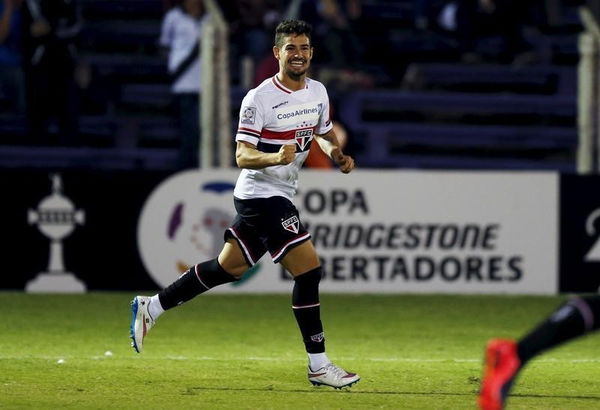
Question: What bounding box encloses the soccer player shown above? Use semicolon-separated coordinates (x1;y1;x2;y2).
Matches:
479;295;600;409
130;19;360;390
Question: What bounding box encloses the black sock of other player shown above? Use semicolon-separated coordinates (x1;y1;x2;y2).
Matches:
517;296;600;364
292;267;325;354
158;258;238;310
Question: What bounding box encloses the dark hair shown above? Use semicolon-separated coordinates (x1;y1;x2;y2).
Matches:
274;19;313;48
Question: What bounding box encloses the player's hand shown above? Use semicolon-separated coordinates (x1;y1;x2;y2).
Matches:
332;149;355;174
276;144;296;165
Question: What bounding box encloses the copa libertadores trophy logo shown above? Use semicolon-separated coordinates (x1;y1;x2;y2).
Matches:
26;174;86;293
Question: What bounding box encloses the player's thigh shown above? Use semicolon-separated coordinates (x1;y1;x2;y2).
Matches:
280;240;320;277
218;239;250;278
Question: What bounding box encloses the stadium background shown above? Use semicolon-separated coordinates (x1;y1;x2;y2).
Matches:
5;2;600;409
3;0;600;295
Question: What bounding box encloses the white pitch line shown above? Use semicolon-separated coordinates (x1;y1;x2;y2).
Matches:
4;355;600;364
166;356;600;364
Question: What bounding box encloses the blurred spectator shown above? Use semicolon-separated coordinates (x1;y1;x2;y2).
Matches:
414;0;455;31
414;0;432;30
159;0;207;169
21;0;81;145
296;0;373;90
0;0;25;115
304;119;348;169
438;0;543;64
253;48;278;87
299;0;364;67
236;0;282;64
223;0;283;87
305;103;349;169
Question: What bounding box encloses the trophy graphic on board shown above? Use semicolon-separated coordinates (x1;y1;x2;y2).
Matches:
26;174;86;293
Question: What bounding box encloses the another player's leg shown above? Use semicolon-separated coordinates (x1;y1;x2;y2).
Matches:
130;240;248;353
281;240;360;389
478;339;520;410
479;295;600;410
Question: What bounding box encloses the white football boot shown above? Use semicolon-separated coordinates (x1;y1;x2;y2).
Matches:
308;362;360;389
130;296;155;353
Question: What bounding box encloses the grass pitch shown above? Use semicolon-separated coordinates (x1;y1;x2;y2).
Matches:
2;293;600;409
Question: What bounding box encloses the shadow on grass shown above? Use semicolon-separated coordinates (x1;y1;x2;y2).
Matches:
512;393;600;401
183;386;600;401
183;386;473;396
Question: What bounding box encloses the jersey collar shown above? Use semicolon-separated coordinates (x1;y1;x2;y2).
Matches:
272;75;309;94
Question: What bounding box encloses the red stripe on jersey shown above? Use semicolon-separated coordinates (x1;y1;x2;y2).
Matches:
261;128;294;140
260;126;316;141
272;77;291;94
238;127;261;137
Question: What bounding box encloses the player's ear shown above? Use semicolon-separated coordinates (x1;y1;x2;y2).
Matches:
273;46;280;60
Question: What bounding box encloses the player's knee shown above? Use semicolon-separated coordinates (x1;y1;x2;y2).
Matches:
220;262;248;279
292;266;322;305
294;266;322;284
218;244;250;279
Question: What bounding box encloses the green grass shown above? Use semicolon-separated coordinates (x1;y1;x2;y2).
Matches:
1;293;600;409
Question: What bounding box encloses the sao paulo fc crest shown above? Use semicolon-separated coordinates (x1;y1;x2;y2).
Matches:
282;215;300;234
295;129;313;150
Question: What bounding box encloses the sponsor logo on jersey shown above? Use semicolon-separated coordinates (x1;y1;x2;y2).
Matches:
275;102;320;126
295;128;313;150
281;215;300;234
272;101;288;109
241;106;257;125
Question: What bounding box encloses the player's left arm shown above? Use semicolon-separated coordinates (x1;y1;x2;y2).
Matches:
314;129;355;174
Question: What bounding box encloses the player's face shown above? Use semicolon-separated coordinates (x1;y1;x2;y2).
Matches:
275;34;313;80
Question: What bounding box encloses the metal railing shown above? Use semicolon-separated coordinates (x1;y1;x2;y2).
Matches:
577;6;600;173
200;0;231;168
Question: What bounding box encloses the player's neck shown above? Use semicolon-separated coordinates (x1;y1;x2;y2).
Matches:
276;73;306;91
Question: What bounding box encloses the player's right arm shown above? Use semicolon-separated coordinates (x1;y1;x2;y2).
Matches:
235;141;295;169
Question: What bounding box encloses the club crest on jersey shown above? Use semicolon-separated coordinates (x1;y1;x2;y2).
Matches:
281;215;300;234
241;106;256;125
295;129;313;150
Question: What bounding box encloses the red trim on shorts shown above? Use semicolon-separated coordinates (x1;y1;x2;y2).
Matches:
227;227;258;266
271;232;311;262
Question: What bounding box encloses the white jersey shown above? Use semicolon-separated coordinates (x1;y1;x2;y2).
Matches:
159;8;207;94
234;75;333;201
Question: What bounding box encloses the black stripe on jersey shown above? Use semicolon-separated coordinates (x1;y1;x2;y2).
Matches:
257;139;313;153
238;130;260;139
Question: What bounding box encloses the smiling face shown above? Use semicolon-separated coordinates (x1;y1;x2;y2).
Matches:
274;34;313;82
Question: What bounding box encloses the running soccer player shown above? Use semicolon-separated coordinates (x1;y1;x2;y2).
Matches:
130;19;360;390
479;295;600;409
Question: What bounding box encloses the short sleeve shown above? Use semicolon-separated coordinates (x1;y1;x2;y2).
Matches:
159;10;175;48
235;91;264;145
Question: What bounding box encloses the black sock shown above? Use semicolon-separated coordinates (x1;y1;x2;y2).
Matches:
292;267;325;354
158;258;237;310
517;296;599;364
